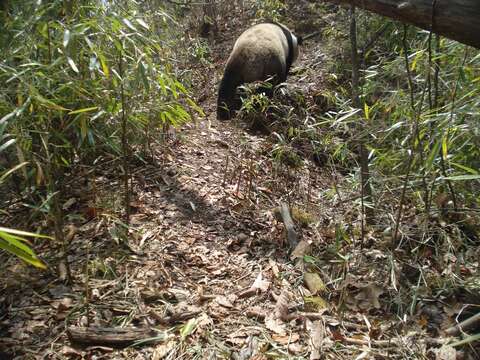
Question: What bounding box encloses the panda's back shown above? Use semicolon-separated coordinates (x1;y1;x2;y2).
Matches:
226;24;288;82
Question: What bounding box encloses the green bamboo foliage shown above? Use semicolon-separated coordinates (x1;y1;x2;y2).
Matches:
319;12;480;223
0;0;202;265
0;227;50;269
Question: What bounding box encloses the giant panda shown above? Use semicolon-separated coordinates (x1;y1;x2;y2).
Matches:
217;22;302;120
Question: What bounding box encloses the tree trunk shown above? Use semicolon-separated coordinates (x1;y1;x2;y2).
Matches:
325;0;480;49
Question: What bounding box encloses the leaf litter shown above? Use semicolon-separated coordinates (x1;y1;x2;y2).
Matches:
1;2;479;359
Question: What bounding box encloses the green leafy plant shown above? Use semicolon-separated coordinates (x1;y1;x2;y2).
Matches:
254;0;287;21
0;227;49;269
0;129;48;268
0;0;202;265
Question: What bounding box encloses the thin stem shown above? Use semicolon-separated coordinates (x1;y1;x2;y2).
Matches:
119;50;130;225
440;47;469;211
392;25;422;248
350;5;373;243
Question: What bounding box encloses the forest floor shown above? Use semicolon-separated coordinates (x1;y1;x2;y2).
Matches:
1;3;476;360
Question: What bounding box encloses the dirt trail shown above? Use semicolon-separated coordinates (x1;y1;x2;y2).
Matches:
120;110;333;355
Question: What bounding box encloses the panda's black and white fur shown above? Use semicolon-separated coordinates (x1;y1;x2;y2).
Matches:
217;22;301;120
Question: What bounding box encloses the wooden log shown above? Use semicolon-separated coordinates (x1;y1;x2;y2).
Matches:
325;0;480;49
67;326;157;347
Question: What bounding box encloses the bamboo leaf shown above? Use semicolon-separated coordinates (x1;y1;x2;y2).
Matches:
364;102;370;120
98;53;110;78
1;231;35;253
426;138;441;171
450;162;479;175
449;333;480;347
122;18;137;32
80;117;87;140
35;161;44;186
180;318;197;340
32;92;69;111
441;174;480;181
410;50;424;71
0;234;47;269
138;61;149;91
0;161;29;184
91;110;106;121
63;29;71;48
68;106;98;115
0;227;53;239
0;111;16;126
67;57;79;73
0;138;16;153
136;18;150;30
334;108;361;125
442;135;448;159
0;227;50;269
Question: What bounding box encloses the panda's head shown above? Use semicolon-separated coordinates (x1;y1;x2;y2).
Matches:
272;22;302;69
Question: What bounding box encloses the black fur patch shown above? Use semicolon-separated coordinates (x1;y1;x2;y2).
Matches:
270;22;295;75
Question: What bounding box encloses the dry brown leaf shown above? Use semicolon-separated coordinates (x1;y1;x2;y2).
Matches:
91;288;100;300
215;295;234;308
139;230;154;248
61;345;83;357
196;312;213;328
331;329;345;342
62;198;77;211
434;345;457;360
252;271;270;293
57;297;73;310
287;342;305;354
271;333;300;344
304;272;326;295
291;240;311;259
54;297;74;320
417;315;428;328
169;288;191;302
24;320;47;333
234;334;261;360
265;315;286;335
227;293;238;304
268;258;280;278
274;290;290;321
65;224;77;242
339;273;360;290
84;346;114;352
306;319;326;360
152;340;175;360
355;283;384;311
228;329;251;346
58;261;68;282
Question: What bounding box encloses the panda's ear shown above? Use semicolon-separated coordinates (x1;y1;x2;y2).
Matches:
297;36;304;46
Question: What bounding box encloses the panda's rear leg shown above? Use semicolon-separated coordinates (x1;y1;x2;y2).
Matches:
258;57;286;98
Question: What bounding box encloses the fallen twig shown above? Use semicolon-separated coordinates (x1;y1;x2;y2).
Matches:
445;312;480;337
149;309;201;325
343;336;397;348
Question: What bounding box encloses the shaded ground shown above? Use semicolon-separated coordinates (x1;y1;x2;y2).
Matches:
1;116;337;359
